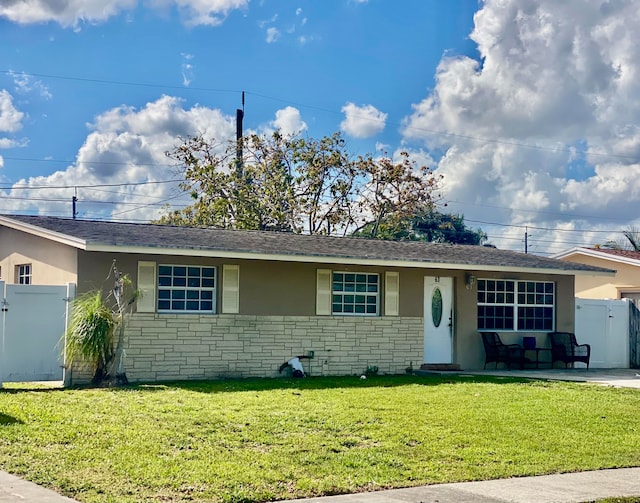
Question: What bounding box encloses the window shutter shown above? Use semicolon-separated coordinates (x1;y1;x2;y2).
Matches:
316;269;332;315
385;271;399;316
222;264;240;314
137;261;156;313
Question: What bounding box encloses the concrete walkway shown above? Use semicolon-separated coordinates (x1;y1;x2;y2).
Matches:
450;367;640;389
0;471;79;502
290;467;640;503
3;467;640;503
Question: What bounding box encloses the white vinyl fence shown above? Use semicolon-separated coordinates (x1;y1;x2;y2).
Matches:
0;281;75;385
575;298;631;369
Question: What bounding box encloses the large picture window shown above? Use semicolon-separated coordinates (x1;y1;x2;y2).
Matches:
332;272;379;315
157;265;216;313
477;279;554;331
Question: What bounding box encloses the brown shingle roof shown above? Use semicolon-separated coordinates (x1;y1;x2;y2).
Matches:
1;214;614;274
589;248;640;261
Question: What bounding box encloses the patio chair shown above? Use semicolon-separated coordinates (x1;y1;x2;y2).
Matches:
548;332;591;369
480;332;525;370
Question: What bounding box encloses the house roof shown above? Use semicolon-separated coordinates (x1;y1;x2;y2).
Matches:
553;246;640;267
0;214;614;276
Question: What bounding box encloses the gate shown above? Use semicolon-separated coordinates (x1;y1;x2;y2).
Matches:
0;281;75;384
575;298;630;369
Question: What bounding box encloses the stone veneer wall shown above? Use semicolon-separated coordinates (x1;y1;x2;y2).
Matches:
113;314;424;383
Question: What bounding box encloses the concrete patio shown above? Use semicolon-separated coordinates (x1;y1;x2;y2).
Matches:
419;367;640;389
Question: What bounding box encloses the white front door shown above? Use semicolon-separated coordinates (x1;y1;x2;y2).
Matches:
424;276;453;364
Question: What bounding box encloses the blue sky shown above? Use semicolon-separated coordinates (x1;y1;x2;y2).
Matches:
1;0;640;254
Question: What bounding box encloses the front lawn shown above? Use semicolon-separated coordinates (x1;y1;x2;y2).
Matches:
0;375;639;503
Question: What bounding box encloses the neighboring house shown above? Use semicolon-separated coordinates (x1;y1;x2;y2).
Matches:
0;215;613;383
553;247;640;302
552;247;640;369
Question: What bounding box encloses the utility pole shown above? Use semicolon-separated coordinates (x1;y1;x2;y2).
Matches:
235;91;245;177
72;188;78;219
524;226;528;254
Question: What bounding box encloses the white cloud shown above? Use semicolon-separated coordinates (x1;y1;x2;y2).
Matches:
0;0;248;27
154;0;249;27
400;0;640;252
0;90;24;133
0;0;137;27
1;101;309;220
2;95;236;220
258;14;278;28
269;106;307;135
261;7;311;45
10;71;53;100
0;139;21;149
297;34;316;45
295;8;306;26
180;53;195;86
340;102;387;139
266;27;280;43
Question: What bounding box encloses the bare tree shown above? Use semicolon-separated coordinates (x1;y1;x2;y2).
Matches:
158;131;443;239
601;226;640;251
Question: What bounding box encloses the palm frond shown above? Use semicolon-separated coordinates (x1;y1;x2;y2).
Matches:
64;290;116;381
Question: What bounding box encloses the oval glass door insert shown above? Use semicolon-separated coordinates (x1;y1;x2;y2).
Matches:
431;287;443;327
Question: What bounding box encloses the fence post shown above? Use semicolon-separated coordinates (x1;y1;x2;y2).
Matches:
629;300;640;369
0;280;5;388
62;283;76;387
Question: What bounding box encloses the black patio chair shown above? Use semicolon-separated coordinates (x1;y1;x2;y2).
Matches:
548;332;591;369
480;332;525;370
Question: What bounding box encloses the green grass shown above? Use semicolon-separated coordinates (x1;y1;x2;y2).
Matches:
1;375;640;503
595;499;640;503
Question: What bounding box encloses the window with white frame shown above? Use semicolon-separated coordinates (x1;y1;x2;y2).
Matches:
477;279;555;331
157;265;216;313
332;272;379;315
16;264;32;285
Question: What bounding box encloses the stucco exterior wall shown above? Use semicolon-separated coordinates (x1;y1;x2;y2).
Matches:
454;271;575;370
78;252;430;317
561;255;639;300
67;250;578;382
0;226;77;285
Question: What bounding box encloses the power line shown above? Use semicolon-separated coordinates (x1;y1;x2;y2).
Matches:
465;218;627;234
234;90;640;163
3;69;639;164
1;69;239;95
0;196;188;207
0;179;183;190
0;155;178;168
1;66;636;249
0;193;627;240
112;192;191;217
448;199;634;224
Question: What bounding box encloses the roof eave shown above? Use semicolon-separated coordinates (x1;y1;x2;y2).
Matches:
553;247;640;268
0;215;87;249
86;244;614;276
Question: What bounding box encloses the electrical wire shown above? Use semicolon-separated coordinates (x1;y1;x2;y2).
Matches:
2;69;639;164
1;69;637;252
1;179;183;190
